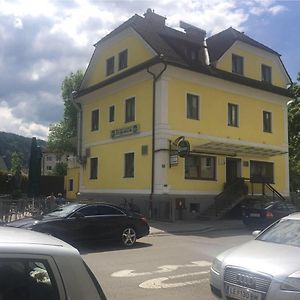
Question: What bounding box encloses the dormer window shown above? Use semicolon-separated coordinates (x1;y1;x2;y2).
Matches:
261;64;272;83
106;56;114;76
119;49;128;70
232;54;244;75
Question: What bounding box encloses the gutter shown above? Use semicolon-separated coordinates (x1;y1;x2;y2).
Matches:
147;60;167;219
71;91;83;161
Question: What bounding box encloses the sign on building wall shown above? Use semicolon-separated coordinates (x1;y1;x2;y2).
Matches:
111;124;140;139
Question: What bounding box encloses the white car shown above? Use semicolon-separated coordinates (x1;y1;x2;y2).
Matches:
0;226;106;300
210;213;300;300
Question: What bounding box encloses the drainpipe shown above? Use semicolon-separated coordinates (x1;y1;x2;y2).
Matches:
71;91;82;161
147;60;167;219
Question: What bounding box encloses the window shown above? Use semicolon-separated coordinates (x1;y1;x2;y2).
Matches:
0;258;60;300
261;64;272;83
232;54;244;75
228;103;239;127
77;205;124;216
90;157;98;179
187;93;199;120
46;156;52;161
106;56;114;76
118;49;128;70
109;105;115;122
250;160;274;183
69;179;73;191
91;109;99;131
125;97;135;123
46;166;52;171
124;152;134;178
263;111;272;133
185;155;216;180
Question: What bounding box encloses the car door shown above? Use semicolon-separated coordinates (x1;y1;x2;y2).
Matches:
272;202;290;219
89;205;127;241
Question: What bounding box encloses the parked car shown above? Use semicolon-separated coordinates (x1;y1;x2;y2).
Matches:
0;226;106;300
6;202;149;246
210;213;300;300
242;200;297;229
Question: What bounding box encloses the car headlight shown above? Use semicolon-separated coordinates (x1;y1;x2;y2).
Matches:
281;271;300;292
211;258;222;274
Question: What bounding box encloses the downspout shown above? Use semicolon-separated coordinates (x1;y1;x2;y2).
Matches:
71;91;82;161
147;61;167;219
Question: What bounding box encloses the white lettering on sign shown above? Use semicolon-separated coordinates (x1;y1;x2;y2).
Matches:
139;271;210;289
111;261;211;278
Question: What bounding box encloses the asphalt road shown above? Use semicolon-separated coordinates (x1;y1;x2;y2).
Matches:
81;228;253;300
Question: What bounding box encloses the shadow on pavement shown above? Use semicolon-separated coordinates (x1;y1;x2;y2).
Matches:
75;240;152;255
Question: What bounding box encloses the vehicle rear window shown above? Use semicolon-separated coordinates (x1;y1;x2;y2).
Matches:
0;258;60;299
257;219;300;247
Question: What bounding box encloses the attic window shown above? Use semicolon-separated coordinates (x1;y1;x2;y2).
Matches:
106;56;115;76
119;49;128;70
232;54;244;75
261;64;272;83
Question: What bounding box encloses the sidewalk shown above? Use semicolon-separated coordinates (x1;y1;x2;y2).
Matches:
149;219;245;236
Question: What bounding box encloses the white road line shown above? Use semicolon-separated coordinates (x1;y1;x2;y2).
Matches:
111;260;211;278
139;271;210;289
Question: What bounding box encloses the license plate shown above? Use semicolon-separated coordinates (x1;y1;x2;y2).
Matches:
225;284;262;300
249;213;260;217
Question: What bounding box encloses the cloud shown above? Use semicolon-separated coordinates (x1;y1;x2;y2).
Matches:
0;0;289;139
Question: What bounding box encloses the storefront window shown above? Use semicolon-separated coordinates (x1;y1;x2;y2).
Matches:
185;155;216;180
250;160;274;183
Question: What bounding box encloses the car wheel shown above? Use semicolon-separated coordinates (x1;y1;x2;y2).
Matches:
121;227;136;246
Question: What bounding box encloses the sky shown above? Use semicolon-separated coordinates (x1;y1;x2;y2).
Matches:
0;0;299;140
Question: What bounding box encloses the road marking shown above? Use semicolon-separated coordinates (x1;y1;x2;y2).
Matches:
139;271;210;289
111;260;211;278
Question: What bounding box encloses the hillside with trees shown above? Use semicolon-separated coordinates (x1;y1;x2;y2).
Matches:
0;131;46;170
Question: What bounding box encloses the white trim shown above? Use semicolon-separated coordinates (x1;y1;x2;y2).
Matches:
91;108;100;132
165;66;292;105
124;96;136;123
186;92;201;121
98;27;157;56
85;130;152;148
108;104;115;123
123;151;135;179
218;40;290;86
80;188;151;194
227;102;239;127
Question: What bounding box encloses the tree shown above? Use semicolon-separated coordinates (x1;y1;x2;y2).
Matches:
288;72;300;191
52;162;68;176
61;70;84;137
10;151;22;175
47;70;84;156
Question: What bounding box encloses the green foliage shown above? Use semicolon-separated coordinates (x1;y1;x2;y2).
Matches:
0;131;46;169
47;70;83;156
52;162;68;176
288;72;300;191
62;70;84;137
48;122;76;158
10;151;22;175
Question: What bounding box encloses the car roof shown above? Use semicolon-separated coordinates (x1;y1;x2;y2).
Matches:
0;226;77;254
282;212;300;220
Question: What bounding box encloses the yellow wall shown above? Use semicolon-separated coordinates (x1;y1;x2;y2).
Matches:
217;43;286;88
83;79;152;145
65;167;80;200
82;136;151;190
168;78;285;147
84;31;155;87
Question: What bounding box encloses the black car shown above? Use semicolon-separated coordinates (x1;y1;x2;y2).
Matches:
242;200;297;229
6;203;149;246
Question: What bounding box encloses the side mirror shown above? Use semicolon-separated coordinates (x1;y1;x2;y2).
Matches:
252;230;261;237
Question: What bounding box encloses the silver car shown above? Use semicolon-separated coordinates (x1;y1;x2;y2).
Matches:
210;213;300;300
0;226;106;300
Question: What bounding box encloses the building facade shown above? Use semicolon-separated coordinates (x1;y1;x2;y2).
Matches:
67;10;292;220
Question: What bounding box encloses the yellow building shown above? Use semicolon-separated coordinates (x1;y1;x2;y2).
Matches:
68;9;292;220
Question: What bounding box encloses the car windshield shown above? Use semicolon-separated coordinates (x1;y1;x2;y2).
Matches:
45;203;83;218
256;219;300;247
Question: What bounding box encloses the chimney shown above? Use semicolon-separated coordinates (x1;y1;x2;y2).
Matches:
144;8;166;27
180;21;206;41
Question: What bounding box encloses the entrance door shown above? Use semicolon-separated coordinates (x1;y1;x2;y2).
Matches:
226;158;241;183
